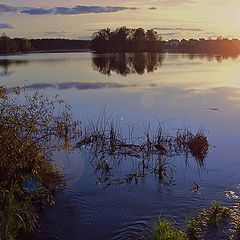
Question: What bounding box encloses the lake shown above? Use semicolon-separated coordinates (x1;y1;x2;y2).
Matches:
1;52;240;240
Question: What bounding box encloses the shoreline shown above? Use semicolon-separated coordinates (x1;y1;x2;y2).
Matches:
0;48;91;56
1;48;240;57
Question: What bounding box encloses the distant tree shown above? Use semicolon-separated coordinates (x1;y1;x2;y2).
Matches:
91;28;111;52
145;29;162;51
15;38;33;52
145;29;159;41
91;27;164;52
110;26;131;51
0;34;17;53
132;28;145;51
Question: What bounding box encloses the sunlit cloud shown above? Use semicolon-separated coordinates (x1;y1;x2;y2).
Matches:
154;27;203;31
148;0;196;7
43;31;68;37
161;32;180;36
0;4;138;15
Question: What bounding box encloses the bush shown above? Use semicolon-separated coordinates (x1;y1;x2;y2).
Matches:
0;86;78;239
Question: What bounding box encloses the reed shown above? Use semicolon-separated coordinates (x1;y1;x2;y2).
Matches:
77;112;209;187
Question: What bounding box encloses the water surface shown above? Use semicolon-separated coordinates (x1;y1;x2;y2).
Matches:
1;52;240;240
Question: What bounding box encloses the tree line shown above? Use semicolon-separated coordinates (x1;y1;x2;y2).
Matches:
0;34;90;54
164;37;240;54
2;29;240;54
30;38;90;51
0;35;32;53
91;27;163;52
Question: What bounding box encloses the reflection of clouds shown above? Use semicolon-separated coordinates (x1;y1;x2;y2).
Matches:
154;27;203;31
141;93;155;108
0;71;14;77
152;86;240;109
27;82;137;91
0;22;14;29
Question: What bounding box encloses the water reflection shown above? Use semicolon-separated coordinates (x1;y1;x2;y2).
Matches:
92;53;164;76
179;51;240;62
26;82;137;91
92;52;240;76
0;59;28;77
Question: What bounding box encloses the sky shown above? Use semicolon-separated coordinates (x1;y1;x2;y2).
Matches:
0;0;240;40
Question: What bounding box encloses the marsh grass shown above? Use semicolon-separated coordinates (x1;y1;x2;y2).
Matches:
153;219;185;240
154;201;234;240
77;111;209;187
186;217;203;240
185;201;231;240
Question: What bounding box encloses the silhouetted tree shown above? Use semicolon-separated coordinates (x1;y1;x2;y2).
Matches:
91;27;163;52
146;29;162;51
0;34;17;53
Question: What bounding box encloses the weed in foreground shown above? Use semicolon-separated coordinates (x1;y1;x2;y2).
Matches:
153;219;185;240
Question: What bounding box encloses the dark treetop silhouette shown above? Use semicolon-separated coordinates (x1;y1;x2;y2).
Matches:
91;27;163;53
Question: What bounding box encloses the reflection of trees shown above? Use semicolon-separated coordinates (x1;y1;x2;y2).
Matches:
0;60;29;75
180;52;240;63
92;53;165;76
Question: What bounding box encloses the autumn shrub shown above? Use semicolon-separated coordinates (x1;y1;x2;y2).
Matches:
0;86;78;239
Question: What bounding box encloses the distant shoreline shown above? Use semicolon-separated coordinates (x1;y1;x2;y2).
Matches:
1;48;240;58
0;48;91;56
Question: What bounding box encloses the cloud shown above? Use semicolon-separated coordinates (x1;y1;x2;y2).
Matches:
43;31;68;37
0;4;137;15
151;0;196;6
0;4;17;13
148;7;157;10
0;71;14;77
154;27;203;31
0;23;14;29
160;32;180;36
27;82;137;91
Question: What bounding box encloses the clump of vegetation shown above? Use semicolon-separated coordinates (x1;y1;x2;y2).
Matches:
153;219;185;240
91;26;162;52
153;201;235;240
175;129;209;164
186;216;203;240
77;114;209;187
0;86;78;239
185;201;230;240
200;201;230;229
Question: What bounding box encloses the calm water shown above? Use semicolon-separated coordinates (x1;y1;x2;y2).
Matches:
1;52;240;240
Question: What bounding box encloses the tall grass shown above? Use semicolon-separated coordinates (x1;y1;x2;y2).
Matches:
153;219;185;240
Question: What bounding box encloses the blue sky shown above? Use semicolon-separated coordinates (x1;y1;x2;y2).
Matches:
0;0;240;40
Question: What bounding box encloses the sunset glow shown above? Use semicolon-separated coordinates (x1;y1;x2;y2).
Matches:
1;0;240;40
